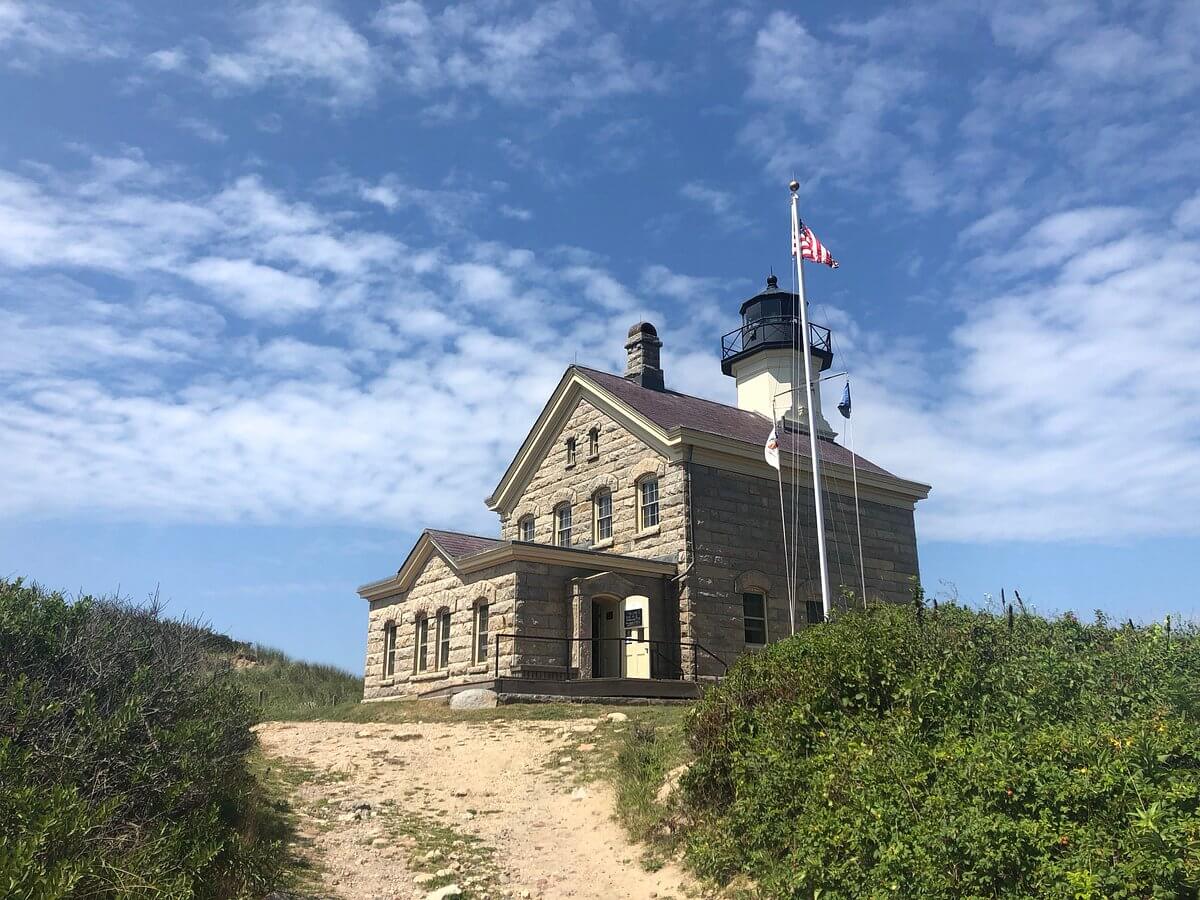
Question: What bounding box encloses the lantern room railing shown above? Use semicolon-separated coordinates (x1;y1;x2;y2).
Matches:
721;315;832;363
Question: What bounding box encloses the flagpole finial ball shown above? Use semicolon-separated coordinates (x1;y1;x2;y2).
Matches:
789;180;800;193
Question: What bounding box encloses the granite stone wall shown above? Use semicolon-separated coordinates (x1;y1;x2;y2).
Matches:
498;398;687;565
363;554;517;701
685;461;920;676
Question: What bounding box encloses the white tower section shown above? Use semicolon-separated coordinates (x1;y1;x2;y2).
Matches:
721;275;835;437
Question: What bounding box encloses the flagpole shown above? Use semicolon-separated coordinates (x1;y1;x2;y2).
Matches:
770;398;796;636
790;181;833;621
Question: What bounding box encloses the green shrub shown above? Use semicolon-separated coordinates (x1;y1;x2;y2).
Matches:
0;578;289;898
683;602;1200;898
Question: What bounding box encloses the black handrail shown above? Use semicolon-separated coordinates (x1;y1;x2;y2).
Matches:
721;315;832;361
489;632;728;682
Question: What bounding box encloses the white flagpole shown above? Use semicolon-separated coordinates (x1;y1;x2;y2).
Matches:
770;397;796;635
790;181;833;621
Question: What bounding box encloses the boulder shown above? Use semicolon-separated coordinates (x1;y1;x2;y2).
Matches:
426;885;462;900
449;688;498;710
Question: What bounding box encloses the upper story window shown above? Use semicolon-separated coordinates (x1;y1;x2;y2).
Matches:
593;489;612;543
565;437;577;467
414;614;430;673
743;592;767;646
435;609;451;670
805;600;824;625
554;503;572;547
638;476;660;530
473;602;489;664
518;515;535;542
382;621;398;678
587;427;600;459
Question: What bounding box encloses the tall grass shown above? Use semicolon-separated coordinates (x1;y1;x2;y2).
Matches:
225;644;362;721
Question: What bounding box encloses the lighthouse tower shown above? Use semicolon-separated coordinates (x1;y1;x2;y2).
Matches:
720;274;835;438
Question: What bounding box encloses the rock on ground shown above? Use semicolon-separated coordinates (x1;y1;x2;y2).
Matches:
449;688;498;709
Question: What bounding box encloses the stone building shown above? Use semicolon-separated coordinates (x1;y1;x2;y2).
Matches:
359;276;930;701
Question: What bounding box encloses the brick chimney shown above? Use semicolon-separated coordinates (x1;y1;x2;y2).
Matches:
624;321;664;391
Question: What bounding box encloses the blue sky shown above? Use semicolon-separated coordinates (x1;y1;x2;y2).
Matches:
2;0;1198;673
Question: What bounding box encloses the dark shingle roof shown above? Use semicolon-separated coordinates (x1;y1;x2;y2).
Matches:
575;366;894;477
426;529;504;560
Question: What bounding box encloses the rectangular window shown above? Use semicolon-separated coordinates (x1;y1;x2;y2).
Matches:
474;603;489;663
555;505;572;547
565;437;577;466
414;617;429;673
639;478;660;530
743;592;768;645
588;428;599;458
594;492;612;542
383;622;397;678
519;517;534;541
436;610;451;669
805;600;824;625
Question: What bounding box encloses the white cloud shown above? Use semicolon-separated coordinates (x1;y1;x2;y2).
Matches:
184;257;322;320
200;1;379;106
374;0;664;113
679;182;751;231
0;1;122;67
2;150;1199;549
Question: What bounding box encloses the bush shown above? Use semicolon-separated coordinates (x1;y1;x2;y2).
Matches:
0;579;288;898
682;601;1200;898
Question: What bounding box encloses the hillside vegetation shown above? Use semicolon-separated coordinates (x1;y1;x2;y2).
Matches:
0;578;294;898
677;599;1200;898
223;643;362;721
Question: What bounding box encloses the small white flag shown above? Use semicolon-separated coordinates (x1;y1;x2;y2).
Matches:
764;424;780;470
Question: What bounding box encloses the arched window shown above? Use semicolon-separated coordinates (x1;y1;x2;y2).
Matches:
554;502;572;547
593;489;612;543
473;600;489;664
413;614;429;673
565;437;577;467
638;475;660;530
435;609;451;670
382;620;398;678
587;427;600;458
742;592;768;646
518;515;535;542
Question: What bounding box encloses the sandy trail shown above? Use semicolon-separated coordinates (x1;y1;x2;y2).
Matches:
257;716;693;900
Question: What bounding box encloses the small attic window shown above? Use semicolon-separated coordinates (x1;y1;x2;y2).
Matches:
565;437;577;467
587;427;599;458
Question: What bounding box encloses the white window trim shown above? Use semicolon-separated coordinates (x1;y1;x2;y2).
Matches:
382;621;397;679
593;490;612;543
637;476;660;532
414;615;430;673
518;515;535;542
473;602;490;664
435;610;451;670
554;503;572;547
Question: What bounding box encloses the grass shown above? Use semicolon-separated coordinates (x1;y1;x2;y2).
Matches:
374;803;503;898
224;644;363;720
246;753;327;894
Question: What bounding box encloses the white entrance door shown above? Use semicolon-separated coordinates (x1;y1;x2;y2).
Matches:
621;595;651;679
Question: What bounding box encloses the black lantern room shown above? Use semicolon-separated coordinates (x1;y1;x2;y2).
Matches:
720;274;833;376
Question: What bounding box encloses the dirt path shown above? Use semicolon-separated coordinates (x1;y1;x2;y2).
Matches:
257;715;694;900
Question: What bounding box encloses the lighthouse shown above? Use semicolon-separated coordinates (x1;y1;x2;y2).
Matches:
719;274;836;438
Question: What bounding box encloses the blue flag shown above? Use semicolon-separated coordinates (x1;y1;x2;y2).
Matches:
837;381;851;419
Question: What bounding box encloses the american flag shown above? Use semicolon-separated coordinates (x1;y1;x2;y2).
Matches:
791;219;839;268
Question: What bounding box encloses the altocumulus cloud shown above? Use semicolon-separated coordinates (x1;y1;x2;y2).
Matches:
1;150;1198;544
